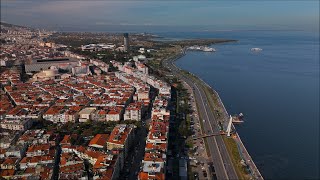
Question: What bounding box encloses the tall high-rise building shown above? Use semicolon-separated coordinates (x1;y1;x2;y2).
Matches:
123;33;129;52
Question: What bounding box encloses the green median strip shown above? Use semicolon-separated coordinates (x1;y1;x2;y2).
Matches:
222;136;250;180
192;87;211;158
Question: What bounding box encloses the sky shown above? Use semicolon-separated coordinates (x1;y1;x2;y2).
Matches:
1;1;319;32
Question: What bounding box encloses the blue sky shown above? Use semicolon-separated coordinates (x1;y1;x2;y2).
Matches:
1;1;319;32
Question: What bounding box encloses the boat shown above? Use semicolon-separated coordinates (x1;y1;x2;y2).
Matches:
232;113;244;124
187;45;216;52
203;47;216;52
251;48;262;52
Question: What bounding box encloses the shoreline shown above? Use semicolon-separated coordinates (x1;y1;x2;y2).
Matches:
165;46;263;179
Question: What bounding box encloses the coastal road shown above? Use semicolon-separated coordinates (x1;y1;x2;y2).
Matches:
163;54;238;180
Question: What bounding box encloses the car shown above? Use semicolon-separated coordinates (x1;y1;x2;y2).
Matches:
193;172;199;178
203;170;208;177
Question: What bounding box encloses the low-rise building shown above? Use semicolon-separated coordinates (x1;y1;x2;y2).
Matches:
19;155;54;170
60;134;78;146
17;129;57;146
0;148;6;159
43;105;81;123
59;152;87;179
88;134;109;149
24;57;79;73
4;144;27;158
124;102;144;121
26;144;54;157
0;169;15;179
138;150;166;180
0;132;17;149
93;153;120;180
106;110;122;122
78;107;96;122
0;157;19;170
15;165;54;179
138;155;166;180
84;150;105;165
107;124;135;158
147;121;169;144
145;142;167;153
0;119;33;131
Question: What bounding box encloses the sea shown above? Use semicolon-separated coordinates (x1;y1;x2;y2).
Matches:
160;30;319;179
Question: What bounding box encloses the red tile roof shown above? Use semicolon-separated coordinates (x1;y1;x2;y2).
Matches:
89;134;109;148
0;169;15;177
107;125;131;146
138;172;165;180
60;163;84;173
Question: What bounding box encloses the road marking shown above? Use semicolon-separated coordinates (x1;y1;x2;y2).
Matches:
167;59;229;179
193;82;229;180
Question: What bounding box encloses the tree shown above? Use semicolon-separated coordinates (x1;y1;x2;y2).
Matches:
108;64;118;72
178;121;188;137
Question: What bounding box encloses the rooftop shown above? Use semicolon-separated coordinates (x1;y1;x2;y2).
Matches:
89;134;109;148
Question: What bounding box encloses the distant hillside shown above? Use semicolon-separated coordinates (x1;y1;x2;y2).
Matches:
0;21;33;30
1;22;21;27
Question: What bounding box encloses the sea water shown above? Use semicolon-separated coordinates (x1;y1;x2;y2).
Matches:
171;30;319;179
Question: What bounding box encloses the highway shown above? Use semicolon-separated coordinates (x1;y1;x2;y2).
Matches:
163;53;238;180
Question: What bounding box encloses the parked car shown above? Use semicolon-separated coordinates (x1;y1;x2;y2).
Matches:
194;172;199;179
203;170;208;177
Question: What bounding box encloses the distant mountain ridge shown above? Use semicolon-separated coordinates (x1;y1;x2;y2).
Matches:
1;21;33;30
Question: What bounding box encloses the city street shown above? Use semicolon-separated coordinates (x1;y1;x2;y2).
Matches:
163;55;238;180
183;81;210;180
120;125;148;180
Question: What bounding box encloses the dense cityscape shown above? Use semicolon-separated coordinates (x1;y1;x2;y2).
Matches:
2;1;319;180
1;1;319;179
0;22;179;180
1;17;266;180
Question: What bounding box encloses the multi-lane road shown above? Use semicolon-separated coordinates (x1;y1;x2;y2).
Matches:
163;53;238;180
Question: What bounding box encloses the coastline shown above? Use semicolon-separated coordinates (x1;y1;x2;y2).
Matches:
164;46;263;179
